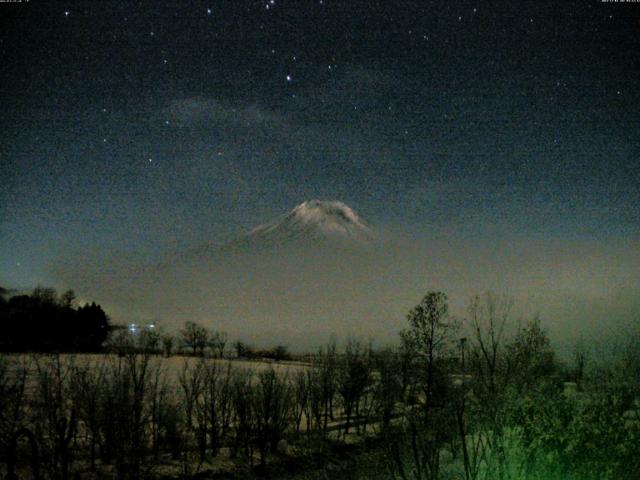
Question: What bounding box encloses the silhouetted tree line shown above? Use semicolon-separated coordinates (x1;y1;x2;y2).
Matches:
233;341;292;362
0;286;110;352
381;292;640;480
0;291;639;479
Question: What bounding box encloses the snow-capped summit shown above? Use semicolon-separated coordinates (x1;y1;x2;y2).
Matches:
248;200;372;242
245;200;373;246
188;200;376;258
287;200;362;226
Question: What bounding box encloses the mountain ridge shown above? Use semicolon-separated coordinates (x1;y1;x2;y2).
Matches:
192;200;376;257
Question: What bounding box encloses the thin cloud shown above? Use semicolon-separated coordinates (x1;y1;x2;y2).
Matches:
165;97;286;128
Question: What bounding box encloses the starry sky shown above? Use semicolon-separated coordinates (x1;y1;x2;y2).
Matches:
1;0;639;308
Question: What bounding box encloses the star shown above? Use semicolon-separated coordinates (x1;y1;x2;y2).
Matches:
64;11;70;17
286;75;292;82
207;8;212;15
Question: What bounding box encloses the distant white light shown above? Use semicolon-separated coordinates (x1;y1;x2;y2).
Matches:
286;74;292;82
64;11;70;17
207;7;212;15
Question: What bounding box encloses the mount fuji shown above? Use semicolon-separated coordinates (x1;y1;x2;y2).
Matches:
73;200;429;349
244;200;374;245
193;200;378;257
55;202;640;351
141;199;422;347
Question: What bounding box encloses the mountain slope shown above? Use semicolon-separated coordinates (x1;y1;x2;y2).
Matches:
247;200;373;244
195;200;376;257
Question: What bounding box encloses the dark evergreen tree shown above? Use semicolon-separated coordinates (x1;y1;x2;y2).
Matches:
0;286;111;352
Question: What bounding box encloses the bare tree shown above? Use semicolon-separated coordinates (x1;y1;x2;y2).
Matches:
457;293;536;479
101;350;161;479
508;315;557;393
161;333;175;357
387;291;457;480
373;348;402;431
203;360;234;457
230;368;255;461
32;354;78;480
253;367;293;467
291;370;310;436
336;339;372;435
208;330;228;358
181;322;209;356
178;358;207;467
308;342;338;444
71;359;108;471
0;356;31;475
401;291;456;407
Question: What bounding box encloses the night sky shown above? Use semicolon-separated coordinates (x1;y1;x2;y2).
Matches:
1;1;639;338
